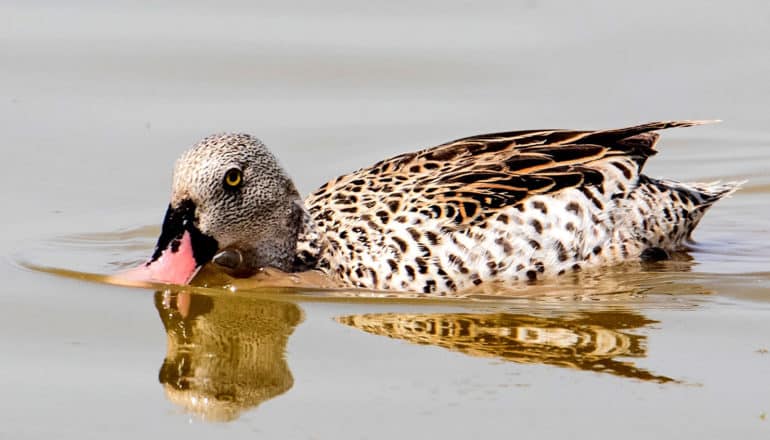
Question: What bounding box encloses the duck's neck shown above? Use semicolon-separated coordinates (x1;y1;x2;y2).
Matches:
292;201;324;272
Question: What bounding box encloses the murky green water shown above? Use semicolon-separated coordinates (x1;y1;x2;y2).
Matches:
2;1;770;438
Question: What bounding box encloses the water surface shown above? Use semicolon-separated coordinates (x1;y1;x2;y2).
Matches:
2;1;770;438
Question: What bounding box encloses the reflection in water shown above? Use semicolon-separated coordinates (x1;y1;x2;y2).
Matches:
337;310;675;383
154;291;302;422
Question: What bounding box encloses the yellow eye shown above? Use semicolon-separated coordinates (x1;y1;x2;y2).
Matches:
224;168;243;188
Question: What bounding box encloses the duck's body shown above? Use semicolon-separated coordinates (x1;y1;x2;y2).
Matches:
128;121;740;294
294;121;737;293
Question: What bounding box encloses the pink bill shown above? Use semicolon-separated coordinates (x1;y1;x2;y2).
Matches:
118;230;201;285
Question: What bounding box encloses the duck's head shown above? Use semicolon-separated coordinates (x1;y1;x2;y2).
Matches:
124;133;305;285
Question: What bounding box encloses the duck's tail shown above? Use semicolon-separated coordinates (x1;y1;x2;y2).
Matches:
682;180;745;206
630;177;744;248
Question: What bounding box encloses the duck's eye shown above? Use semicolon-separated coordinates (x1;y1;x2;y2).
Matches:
223;168;243;189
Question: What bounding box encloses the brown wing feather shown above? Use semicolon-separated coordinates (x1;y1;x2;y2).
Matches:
313;121;714;225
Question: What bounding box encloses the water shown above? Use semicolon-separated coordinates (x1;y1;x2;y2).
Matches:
2;1;770;438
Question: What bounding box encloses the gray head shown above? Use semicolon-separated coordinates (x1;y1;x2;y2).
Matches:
144;133;305;283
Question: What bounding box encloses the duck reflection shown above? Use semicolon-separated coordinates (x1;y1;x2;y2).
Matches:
154;291;302;422
337;310;675;383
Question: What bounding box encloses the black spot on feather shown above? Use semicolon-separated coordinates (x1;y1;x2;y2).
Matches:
504;155;553;171
566;202;582;216
530;219;543;234
611;161;633;179
462;202;478;219
376;210;389;223
532;200;548;213
392;237;407;253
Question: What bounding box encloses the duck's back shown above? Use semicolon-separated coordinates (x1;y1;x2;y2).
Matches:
299;121;740;293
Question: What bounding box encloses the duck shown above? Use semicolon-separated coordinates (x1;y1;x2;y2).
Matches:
123;121;740;294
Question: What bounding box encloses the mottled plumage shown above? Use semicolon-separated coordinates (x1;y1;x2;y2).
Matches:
296;121;739;293
136;121;740;294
